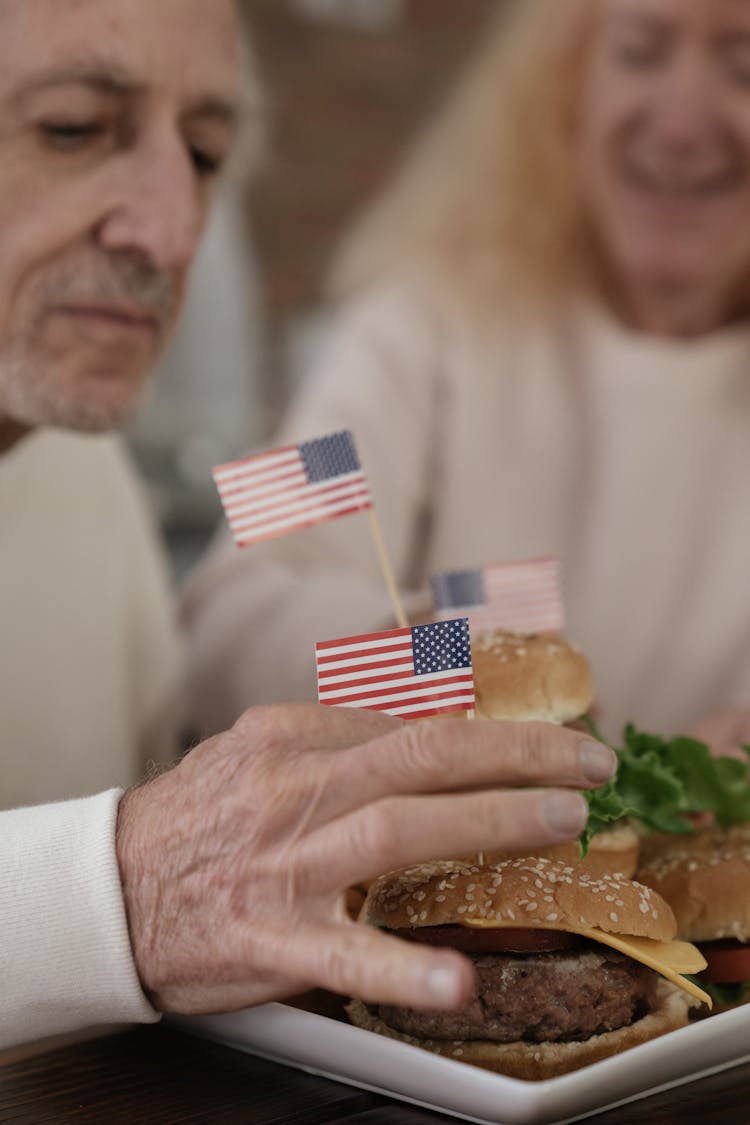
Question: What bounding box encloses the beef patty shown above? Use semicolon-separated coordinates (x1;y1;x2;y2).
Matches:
375;947;657;1043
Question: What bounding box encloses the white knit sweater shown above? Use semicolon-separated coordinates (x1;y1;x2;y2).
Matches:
182;282;750;744
1;431;180;1047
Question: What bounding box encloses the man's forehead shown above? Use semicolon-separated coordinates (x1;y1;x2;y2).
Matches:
0;0;242;105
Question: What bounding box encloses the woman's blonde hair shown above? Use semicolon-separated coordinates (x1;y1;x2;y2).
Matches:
330;0;598;307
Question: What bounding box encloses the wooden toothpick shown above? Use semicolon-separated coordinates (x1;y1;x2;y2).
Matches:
367;508;408;628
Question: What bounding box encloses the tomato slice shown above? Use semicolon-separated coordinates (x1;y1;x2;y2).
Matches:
391;924;582;954
699;940;750;984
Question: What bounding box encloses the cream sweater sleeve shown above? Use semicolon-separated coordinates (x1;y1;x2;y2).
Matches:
0;789;159;1049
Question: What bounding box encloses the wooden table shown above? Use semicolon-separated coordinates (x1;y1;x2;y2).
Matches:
1;1023;750;1124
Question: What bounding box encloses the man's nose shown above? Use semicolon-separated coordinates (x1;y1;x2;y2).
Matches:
97;135;204;275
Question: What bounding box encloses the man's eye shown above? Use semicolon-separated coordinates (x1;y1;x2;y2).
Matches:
190;147;224;177
39;122;105;150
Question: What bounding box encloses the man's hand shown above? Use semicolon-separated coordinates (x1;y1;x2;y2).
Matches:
116;704;615;1017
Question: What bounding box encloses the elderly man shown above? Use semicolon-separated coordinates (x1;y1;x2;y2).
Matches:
0;0;615;1051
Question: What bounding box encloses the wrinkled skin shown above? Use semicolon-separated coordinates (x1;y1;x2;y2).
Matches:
0;0;241;449
117;704;615;1015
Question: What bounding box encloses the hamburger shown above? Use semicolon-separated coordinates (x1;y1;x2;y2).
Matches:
637;826;750;1010
471;630;594;725
347;857;710;1079
470;630;640;876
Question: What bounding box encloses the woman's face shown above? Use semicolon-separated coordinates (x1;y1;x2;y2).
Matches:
576;0;750;317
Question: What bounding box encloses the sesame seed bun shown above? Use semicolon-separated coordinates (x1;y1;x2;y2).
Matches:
471;631;594;723
361;857;674;940
489;821;641;879
637;827;750;943
346;983;689;1080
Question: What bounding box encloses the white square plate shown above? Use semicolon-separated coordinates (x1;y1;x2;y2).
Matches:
174;994;750;1124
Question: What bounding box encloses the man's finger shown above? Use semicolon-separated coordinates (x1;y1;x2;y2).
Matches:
231;701;402;756
269;919;475;1011
295;787;589;891
325;719;614;819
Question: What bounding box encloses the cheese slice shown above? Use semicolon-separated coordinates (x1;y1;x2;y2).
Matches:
462;917;712;1008
577;929;711;1008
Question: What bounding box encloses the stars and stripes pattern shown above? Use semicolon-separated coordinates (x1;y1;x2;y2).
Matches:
213;430;372;547
431;556;565;635
316;618;475;720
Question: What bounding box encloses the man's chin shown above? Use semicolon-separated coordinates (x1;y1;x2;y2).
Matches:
28;367;149;434
54;387;144;434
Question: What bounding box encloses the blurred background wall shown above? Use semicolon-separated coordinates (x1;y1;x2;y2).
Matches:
128;0;498;574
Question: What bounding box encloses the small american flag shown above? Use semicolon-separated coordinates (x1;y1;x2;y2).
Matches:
431;557;565;635
212;430;372;547
316;618;475;720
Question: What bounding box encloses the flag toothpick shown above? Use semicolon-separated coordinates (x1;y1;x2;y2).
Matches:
316;618;474;721
213;429;407;628
367;509;407;628
431;556;565;635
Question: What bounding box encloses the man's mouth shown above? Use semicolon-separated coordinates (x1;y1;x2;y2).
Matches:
54;304;161;334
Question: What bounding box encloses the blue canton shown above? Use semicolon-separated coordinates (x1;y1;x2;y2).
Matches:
300;431;361;482
431;569;485;611
411;619;472;675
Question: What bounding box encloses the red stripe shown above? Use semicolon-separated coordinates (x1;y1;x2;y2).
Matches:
225;476;369;521
316;642;412;666
315;626;411;651
322;691;475;714
326;697;472;715
218;465;305;504
235;490;373;528
398;703;475;720
235;502;371;546
317;665;417;688
213;443;299;475
318;677;474;708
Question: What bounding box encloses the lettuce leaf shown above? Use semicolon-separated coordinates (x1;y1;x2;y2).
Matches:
579;719;750;855
689;979;750;1008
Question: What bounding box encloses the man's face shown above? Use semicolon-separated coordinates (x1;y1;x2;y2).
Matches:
0;0;242;438
576;0;750;309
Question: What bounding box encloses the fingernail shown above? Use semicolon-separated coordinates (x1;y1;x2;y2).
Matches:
541;791;588;839
426;966;463;1008
580;740;617;783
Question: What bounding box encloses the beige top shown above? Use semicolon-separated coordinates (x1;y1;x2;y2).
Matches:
0;430;181;1046
0;430;181;808
182;281;750;744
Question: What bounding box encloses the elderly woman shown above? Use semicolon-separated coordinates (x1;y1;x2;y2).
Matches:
183;0;750;751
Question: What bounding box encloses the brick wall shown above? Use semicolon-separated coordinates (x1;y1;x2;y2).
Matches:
241;0;499;328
